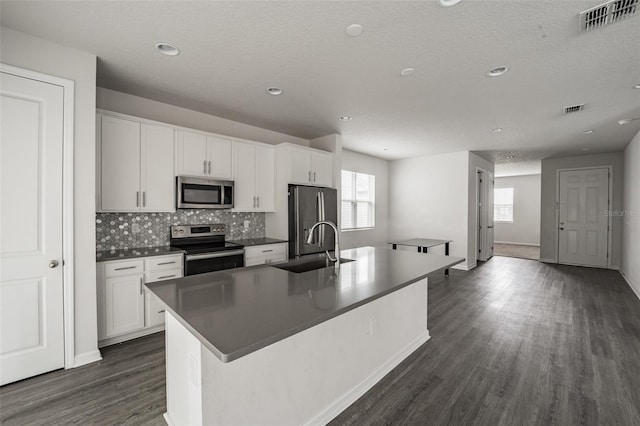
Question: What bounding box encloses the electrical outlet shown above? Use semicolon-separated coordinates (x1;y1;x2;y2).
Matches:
244;220;250;229
368;317;378;336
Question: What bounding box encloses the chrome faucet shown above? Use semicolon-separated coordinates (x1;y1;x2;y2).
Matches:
306;221;340;268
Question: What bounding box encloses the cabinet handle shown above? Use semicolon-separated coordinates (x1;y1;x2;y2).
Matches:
157;274;177;280
139;277;143;295
158;309;165;314
313;172;316;182
136;191;140;207
262;249;273;253
114;266;137;271
308;171;312;182
257;196;260;208
143;191;146;207
157;261;176;266
203;160;207;174
208;161;212;174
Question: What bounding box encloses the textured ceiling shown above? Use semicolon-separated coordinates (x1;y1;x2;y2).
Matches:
2;1;639;161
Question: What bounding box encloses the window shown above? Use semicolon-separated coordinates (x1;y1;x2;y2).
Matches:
494;187;514;222
341;170;375;230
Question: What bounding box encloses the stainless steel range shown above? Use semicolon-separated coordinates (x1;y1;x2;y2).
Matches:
170;224;244;276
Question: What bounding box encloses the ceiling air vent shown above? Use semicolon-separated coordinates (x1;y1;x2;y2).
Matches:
580;0;638;32
564;104;585;114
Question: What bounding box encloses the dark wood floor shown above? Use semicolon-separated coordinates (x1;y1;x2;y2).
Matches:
2;257;639;425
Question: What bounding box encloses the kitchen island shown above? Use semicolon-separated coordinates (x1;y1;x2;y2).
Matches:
147;246;463;426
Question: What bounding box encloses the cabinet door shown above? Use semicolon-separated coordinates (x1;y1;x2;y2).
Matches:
311;152;332;187
207;136;232;179
233;142;257;210
141;124;175;211
176;130;208;177
255;144;275;211
290;147;312;184
104;274;145;338
100;116;141;211
145;291;166;328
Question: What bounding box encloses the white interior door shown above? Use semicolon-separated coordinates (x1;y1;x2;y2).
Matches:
558;168;609;268
0;71;65;385
485;172;494;259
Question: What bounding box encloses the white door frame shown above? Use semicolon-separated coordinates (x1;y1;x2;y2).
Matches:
475;167;492;263
554;165;613;269
1;63;76;368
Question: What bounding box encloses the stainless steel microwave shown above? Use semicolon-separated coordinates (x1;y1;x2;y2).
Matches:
176;176;234;209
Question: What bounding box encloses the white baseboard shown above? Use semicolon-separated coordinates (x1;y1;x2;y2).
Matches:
494;241;540;247
163;413;175;426
452;262;475;271
98;324;164;348
73;350;102;368
304;331;431;426
620;270;640;301
610;265;620;271
539;258;556;264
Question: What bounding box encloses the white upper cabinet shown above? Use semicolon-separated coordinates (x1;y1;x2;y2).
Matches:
286;145;333;187
99;114;175;212
233;141;275;212
141;124;175;211
176;130;232;179
100;116;141;211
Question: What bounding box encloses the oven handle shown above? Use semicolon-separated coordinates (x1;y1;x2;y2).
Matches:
185;250;245;261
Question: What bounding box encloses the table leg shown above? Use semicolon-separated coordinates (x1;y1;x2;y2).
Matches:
392;244;397;250
445;242;450;277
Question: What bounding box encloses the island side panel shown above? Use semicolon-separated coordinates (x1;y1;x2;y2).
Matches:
199;278;429;426
165;313;203;426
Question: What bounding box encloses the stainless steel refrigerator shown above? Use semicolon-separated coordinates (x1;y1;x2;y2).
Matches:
288;185;338;258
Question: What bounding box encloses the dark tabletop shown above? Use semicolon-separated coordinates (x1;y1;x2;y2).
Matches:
96;246;184;262
228;237;288;247
146;246;464;363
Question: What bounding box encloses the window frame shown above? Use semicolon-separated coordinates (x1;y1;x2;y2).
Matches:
341;170;375;231
494;187;514;223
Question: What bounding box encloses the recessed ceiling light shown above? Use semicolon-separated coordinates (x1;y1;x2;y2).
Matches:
618;118;640;125
486;66;508;77
438;0;463;6
383;148;389;151
490;127;503;133
400;68;415;77
583;130;594;134
634;84;640;89
267;87;283;96
155;43;180;56
346;24;364;37
339;116;352;121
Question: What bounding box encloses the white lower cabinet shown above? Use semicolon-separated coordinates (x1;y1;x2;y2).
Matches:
244;243;288;266
98;254;183;346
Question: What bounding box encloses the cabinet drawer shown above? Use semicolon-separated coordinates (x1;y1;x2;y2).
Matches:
146;268;183;283
145;291;166;327
146;255;183;272
245;243;287;266
104;259;144;278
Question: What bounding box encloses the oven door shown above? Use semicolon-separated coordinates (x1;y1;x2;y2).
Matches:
184;249;245;276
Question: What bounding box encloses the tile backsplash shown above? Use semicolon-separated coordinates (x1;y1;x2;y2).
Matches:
96;210;265;251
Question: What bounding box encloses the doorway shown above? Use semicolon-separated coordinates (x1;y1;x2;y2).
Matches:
557;167;610;268
0;65;74;385
476;168;494;262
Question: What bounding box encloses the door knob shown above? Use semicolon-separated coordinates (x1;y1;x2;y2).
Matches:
49;260;59;268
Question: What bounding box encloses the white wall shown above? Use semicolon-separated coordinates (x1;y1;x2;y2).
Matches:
97;87;309;147
494;174;541;245
1;27;99;363
540;152;624;266
468;153;494;267
340;150;390;250
622;130;640;299
389;151;470;269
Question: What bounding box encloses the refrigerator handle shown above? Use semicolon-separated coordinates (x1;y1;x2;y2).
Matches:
320;192;326;245
316;192;323;247
295;187;301;256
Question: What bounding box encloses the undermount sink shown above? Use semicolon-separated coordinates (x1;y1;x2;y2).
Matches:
271;257;355;274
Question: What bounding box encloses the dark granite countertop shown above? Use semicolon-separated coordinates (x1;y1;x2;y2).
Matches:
96;246;185;262
146;246;464;363
228;237;288;247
